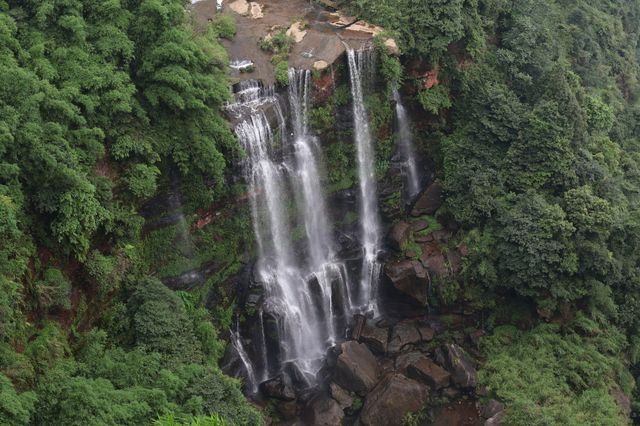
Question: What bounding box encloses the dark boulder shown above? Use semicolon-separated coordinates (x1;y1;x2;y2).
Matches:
259;372;295;401
329;382;354;411
411;219;430;233
384;260;428;306
389;221;411;250
395;351;425;373
411;180;444;216
359;323;389;354
481;399;505;419
220;343;253;393
407;356;451;390
360;373;429;426
303;395;345;426
420;249;448;277
439;344;478;389
276;400;298;420
485;411;505;426
333;341;379;395
417;324;435;341
388;322;422;353
283;361;313;394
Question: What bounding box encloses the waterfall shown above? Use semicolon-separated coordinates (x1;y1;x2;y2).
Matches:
347;48;382;312
232;75;351;387
230;327;258;394
393;88;421;197
288;68;347;344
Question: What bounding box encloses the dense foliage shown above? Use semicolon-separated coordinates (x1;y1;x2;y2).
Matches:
348;0;640;422
0;0;260;424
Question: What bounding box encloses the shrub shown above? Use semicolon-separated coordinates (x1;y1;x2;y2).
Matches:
212;14;236;40
416;85;451;114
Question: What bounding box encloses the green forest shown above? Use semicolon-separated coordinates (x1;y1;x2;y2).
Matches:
2;0;640;424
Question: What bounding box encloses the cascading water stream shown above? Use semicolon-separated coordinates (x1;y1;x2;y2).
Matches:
393;88;421;197
231;74;352;389
287;68;354;344
347;48;382;313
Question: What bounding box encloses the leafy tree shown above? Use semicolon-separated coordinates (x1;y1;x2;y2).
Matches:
35;268;71;312
0;374;35;426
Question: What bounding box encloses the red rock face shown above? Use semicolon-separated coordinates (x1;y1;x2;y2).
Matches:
422;68;440;90
312;67;337;104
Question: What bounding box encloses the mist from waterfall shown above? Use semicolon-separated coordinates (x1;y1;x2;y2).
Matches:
393;88;421;197
347;48;382;313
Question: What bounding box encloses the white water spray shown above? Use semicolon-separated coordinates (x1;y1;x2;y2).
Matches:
347;48;382;313
393;88;421;197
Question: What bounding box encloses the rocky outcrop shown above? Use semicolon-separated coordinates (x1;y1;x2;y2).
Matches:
389;221;411;250
485;411;505;426
333;341;379;395
411;180;444;216
359;323;388;354
388;322;422;353
407;356;451;390
303;395;345;426
437;344;478;389
384;260;429;306
329;382;354;411
395;352;425;373
481;399;505;419
259;372;296;400
360;373;429;426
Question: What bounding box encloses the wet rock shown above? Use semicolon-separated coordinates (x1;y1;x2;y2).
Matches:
407;357;451;390
384;260;428;306
411;219;430;233
481;399;505;419
334;341;379;395
259;373;295;401
468;329;486;348
303;395;344;426
220;343;253;392
439;344;478;389
417;324;435;341
415;234;434;243
283;361;312;393
360;373;429;426
351;314;366;340
359;323;388;354
330;382;354;410
485;411;505;426
432;400;481;426
389;221;411;250
395;352;425;373
277;400;298;420
420;250;447;277
442;386;461;400
411;180;444;216
388;322;422;353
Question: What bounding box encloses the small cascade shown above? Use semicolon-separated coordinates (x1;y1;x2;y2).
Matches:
230;327;258;394
393;88;421;197
347;48;382;313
